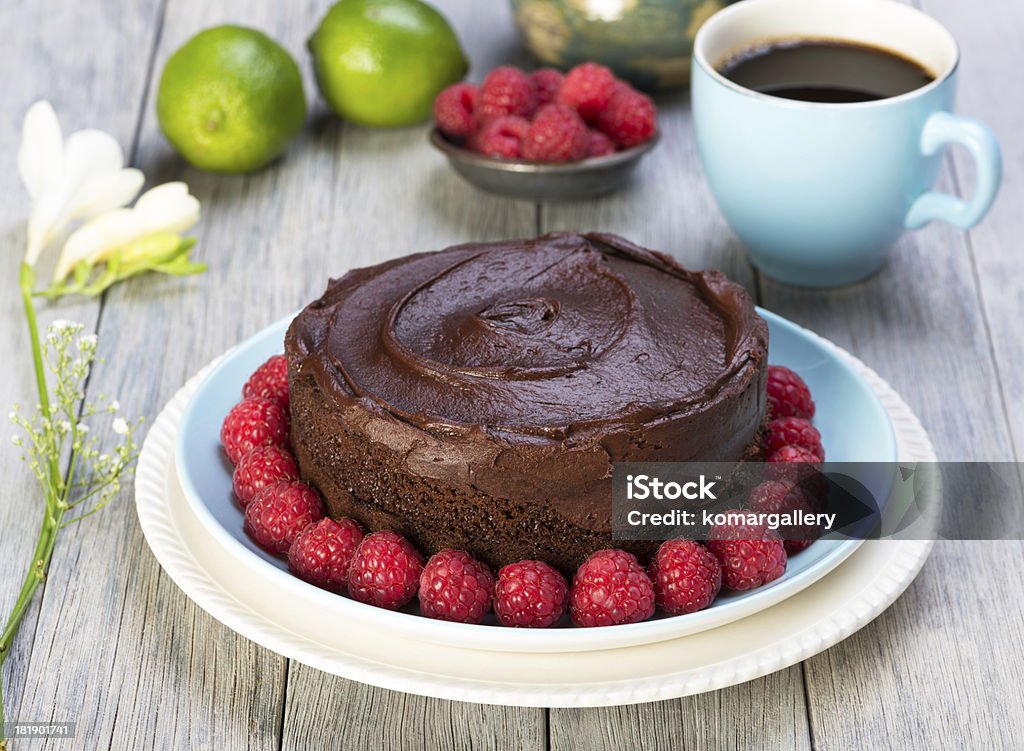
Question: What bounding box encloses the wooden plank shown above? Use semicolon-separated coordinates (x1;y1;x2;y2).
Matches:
917;0;1024;457
550;667;811;751
754;3;1024;747
803;539;1024;750
281;665;546;751
0;0;163;736
757;150;1024;751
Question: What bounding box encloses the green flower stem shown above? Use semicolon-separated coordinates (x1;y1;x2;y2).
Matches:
19;265;52;448
0;508;61;736
18;264;62;493
0;265;69;748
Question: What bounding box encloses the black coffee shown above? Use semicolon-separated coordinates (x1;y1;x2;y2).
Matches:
720;40;935;103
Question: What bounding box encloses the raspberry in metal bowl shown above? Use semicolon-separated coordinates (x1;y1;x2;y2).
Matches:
430;63;660;200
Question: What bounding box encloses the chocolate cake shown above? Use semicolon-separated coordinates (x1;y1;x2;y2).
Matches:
285;232;768;575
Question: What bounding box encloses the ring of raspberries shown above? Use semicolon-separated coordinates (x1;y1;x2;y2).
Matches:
220;356;822;628
433;63;658;163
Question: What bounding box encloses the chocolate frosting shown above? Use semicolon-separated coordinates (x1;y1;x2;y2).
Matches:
286;233;768;532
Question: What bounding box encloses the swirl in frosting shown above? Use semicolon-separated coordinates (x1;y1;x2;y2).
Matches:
290;232;767;448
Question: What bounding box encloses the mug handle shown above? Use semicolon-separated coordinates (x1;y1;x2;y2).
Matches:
905;111;1002;230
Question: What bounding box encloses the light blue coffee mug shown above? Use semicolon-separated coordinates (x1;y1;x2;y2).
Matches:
692;0;1002;287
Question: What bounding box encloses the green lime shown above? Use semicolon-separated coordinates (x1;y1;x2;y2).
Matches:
308;0;468;127
156;25;307;173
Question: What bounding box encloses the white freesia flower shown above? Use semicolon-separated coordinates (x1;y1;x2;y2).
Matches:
53;182;200;282
16;101;204;298
18;101;144;267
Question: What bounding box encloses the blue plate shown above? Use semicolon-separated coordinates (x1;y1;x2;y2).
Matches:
173;308;896;650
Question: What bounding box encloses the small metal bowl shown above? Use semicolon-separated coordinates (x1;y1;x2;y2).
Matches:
429;128;660;201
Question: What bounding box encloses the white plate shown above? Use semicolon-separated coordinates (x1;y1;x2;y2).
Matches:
136;322;935;707
169;310;898;653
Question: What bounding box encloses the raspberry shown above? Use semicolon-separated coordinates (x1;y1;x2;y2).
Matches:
243;355;290;413
570;549;655;627
707;514;787;590
477;66;535;120
747;481;820;554
419;549;495;624
287;517;364;592
347;531;424;610
768;444;822;465
784;537;814;555
470;115;529;159
232;444;298;507
522;104;589;163
767;416;824;461
764;453;829;510
433;82;478;140
587;129;615;157
747;479;803;511
220;397;288;465
647;539;722;615
594;85;656;148
243;480;324;555
493;560;568;628
558;62;617;122
766;365;815;420
530;67;564;107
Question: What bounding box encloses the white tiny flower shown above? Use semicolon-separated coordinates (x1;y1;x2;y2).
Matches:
78;424;90;434
79;334;98;349
51;319;74;331
11;435;22;446
8;411;16;422
112;417;129;435
58;419;71;434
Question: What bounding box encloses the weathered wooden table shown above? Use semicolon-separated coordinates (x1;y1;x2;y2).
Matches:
1;0;1021;748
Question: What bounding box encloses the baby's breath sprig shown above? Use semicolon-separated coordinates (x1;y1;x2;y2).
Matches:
1;314;141;744
8;321;141;526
